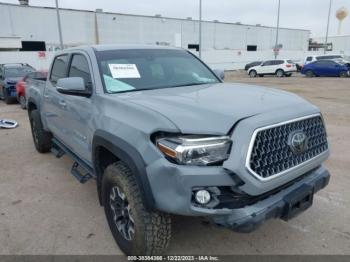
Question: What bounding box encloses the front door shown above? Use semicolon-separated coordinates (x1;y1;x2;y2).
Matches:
62;53;94;164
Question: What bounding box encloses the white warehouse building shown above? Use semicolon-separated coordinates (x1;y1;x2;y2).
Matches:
0;2;311;69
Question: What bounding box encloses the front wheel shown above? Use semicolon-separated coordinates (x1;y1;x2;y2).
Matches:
102;162;171;255
305;70;314;78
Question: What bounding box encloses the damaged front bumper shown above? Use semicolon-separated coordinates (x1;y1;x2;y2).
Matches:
210;165;330;232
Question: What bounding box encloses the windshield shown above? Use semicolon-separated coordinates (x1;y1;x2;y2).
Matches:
96;49;220;94
4;66;35;78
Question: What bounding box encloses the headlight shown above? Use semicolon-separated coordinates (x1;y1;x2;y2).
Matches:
156;135;232;166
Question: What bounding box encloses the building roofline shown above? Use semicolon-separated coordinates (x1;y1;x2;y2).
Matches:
0;2;310;32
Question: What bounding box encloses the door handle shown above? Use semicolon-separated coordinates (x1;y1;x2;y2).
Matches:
59;100;67;108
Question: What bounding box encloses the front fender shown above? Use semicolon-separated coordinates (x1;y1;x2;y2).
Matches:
92;130;155;210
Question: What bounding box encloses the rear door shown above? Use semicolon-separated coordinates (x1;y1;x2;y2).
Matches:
62;53;94;163
42;54;70;142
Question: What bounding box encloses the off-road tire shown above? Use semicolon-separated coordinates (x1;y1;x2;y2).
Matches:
102;162;171;255
249;70;257;78
276;69;285;77
29;109;52;153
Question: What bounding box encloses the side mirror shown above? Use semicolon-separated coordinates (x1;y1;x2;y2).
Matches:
212;69;225;80
57;77;91;97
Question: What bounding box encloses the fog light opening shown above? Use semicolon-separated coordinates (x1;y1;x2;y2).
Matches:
195;190;211;205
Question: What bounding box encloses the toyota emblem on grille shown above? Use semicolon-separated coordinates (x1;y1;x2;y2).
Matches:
288;131;308;154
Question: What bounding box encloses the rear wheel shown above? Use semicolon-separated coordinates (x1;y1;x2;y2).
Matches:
249;70;257;78
102;162;171;255
19;95;26;109
305;70;314;78
339;71;348;78
276;69;284;77
29;109;52;153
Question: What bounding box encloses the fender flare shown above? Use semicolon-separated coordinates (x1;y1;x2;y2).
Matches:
92;130;155;210
27;97;39;111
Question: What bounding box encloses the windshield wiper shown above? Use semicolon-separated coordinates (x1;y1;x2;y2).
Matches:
170;82;213;88
110;82;213;94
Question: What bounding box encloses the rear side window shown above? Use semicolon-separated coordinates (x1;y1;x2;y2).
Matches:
262;61;273;66
68;54;92;88
276;60;284;65
306;57;313;61
50;55;69;84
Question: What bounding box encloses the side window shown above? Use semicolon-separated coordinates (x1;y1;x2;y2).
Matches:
306;57;313;62
276;60;284;65
262;61;272;66
68;54;92;88
50;55;69;84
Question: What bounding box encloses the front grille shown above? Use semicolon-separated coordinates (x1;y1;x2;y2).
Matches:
248;115;328;180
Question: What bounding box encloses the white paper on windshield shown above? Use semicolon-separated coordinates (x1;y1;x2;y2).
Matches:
109;64;141;79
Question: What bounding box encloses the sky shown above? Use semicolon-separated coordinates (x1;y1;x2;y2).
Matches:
1;0;350;37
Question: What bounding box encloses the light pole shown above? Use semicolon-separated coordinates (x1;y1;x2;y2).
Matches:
55;0;64;50
324;0;333;54
199;0;202;59
274;0;281;59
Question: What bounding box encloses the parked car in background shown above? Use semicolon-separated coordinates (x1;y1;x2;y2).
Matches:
16;71;47;109
301;60;349;77
0;63;35;104
244;61;262;71
304;54;345;65
248;59;297;77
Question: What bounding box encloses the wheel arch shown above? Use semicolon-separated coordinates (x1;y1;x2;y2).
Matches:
92;130;155;210
27;97;38;114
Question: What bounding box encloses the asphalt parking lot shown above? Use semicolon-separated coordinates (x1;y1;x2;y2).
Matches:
0;72;349;255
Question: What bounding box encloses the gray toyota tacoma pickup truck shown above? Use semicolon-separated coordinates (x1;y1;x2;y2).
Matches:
26;45;330;255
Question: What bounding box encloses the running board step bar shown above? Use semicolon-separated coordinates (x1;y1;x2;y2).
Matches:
70;162;93;184
51;146;65;158
51;138;96;183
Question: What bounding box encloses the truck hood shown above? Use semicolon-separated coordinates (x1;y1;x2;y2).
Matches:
118;83;311;134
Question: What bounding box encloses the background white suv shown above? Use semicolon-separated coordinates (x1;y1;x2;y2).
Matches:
248;59;297;77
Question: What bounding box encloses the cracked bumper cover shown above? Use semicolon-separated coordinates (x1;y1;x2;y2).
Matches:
210;166;330;232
